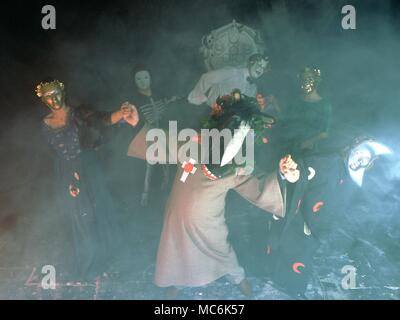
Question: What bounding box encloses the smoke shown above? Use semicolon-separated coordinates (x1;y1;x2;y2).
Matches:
0;0;399;298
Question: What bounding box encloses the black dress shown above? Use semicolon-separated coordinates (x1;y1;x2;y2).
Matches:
264;99;344;297
42;105;120;281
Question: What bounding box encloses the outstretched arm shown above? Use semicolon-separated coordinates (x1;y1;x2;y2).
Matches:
117;102;139;127
77;103;139;128
188;73;213;105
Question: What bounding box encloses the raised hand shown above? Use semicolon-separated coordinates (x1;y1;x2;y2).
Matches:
121;102;139;127
279;154;300;183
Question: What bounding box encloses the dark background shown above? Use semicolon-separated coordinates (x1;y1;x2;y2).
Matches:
0;0;399;299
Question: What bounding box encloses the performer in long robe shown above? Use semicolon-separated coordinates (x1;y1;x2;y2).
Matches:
37;79;139;282
154;91;300;298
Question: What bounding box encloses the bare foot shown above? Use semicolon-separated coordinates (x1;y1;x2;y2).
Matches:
238;279;252;296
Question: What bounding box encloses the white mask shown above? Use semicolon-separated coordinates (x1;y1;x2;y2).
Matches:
134;70;151;91
249;58;268;79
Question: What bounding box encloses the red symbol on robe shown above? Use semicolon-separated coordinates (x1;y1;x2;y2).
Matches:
69;184;80;197
184;163;194;172
292;262;305;274
313;201;324;213
180;159;197;183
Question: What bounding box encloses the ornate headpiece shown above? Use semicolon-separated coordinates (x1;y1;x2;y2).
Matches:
35;80;64;98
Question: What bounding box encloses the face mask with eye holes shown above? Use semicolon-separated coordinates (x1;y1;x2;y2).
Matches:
42;88;65;111
249;58;268;79
134;70;151;91
36;80;66;111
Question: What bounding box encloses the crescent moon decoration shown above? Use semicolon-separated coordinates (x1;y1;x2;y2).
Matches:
304;222;311;236
292;262;305;274
312;201;324;213
347;139;393;187
307;167;316;180
69;184;80;198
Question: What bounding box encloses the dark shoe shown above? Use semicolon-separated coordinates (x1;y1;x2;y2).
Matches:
238;279;252;296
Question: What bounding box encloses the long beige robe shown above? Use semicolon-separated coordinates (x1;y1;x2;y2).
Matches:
154;165;285;287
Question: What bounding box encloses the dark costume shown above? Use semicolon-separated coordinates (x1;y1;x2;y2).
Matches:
263;95;336;297
266;135;395;298
42;105;119;281
265;155;346;297
283;98;332;157
126;89;179;205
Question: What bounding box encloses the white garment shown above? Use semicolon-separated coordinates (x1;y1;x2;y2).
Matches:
188;67;257;107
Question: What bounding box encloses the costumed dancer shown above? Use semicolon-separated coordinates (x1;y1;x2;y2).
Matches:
264;67;339;298
154;91;301;299
127;65;180;206
282;67;332;156
37;79;139;282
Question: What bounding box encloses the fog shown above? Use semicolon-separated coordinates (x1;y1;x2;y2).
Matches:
0;0;399;299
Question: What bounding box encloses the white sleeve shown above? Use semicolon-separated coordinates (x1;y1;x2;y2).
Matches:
249;84;258;98
188;73;211;105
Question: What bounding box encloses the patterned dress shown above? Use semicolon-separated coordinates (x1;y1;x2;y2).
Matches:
42;106;120;281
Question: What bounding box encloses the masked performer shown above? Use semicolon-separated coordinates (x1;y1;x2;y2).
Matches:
154;91;300;298
127;66;179;206
188;54;269;107
265;134;396;299
37;79;139;282
263;67;338;298
283;67;332;157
